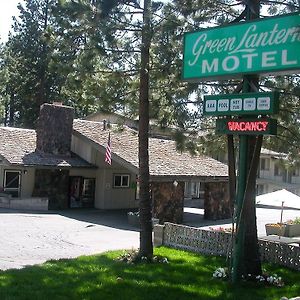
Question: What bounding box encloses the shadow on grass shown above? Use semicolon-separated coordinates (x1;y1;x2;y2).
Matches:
0;247;299;300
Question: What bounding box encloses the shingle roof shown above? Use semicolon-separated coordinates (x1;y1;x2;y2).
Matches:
73;120;228;178
261;147;287;159
0;127;94;168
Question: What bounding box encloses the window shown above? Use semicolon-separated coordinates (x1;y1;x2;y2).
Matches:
113;174;130;188
4;170;21;198
82;178;95;197
260;158;270;171
292;168;300;177
135;180;140;200
82;178;95;207
191;182;200;198
274;164;282;176
184;182;191;197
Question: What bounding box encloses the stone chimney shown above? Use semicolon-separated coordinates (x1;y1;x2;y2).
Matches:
36;103;74;156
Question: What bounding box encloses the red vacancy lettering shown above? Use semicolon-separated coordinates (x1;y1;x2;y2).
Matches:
227;121;268;132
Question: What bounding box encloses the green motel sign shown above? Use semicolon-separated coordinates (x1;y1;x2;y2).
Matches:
183;13;300;81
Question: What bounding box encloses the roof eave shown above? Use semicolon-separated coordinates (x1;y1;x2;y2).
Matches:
72;130;139;174
149;175;228;182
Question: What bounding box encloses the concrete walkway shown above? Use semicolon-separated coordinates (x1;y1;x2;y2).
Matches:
0;208;139;270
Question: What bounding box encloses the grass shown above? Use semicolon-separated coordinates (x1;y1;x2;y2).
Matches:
0;247;299;300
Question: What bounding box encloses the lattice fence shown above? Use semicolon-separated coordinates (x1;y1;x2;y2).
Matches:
161;222;300;270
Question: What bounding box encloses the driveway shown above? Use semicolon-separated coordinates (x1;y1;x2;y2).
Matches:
0;209;139;270
1;206;299;271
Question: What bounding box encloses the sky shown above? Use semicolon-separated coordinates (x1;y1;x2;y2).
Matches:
0;0;24;42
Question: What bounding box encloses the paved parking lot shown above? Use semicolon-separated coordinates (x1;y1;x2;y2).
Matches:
0;209;139;270
1;206;299;271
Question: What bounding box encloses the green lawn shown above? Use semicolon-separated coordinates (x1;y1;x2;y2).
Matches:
0;247;299;300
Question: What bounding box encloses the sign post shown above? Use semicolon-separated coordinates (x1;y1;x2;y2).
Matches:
182;0;299;283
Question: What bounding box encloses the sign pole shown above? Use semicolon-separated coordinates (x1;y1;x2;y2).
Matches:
232;0;261;282
182;0;297;281
232;134;248;281
232;0;260;283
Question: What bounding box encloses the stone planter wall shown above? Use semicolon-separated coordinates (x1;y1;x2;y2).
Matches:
265;224;300;237
285;224;300;237
265;224;287;236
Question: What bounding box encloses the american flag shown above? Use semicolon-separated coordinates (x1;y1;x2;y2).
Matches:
105;132;112;165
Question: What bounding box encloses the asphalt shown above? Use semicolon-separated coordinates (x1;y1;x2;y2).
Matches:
0;208;139;270
0;205;299;270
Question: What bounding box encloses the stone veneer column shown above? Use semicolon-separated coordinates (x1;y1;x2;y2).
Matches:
32;169;69;209
33;103;74;209
204;182;232;220
36;103;74;155
152;182;184;224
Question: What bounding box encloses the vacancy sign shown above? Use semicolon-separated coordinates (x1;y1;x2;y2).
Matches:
216;118;277;135
183;13;300;81
203;92;279;116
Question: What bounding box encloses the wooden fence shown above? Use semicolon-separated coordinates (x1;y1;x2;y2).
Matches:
154;222;300;271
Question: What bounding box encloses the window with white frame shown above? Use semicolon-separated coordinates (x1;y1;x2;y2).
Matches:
113;174;130;188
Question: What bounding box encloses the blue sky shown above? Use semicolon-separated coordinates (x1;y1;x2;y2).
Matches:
0;0;24;42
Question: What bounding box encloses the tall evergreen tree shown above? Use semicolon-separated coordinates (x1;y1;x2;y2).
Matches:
2;0;58;127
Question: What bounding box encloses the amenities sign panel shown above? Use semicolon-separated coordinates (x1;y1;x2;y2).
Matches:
183;13;300;81
203;92;279;116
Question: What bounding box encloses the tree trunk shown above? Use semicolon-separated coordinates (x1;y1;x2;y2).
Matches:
138;0;153;258
9;93;15;126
